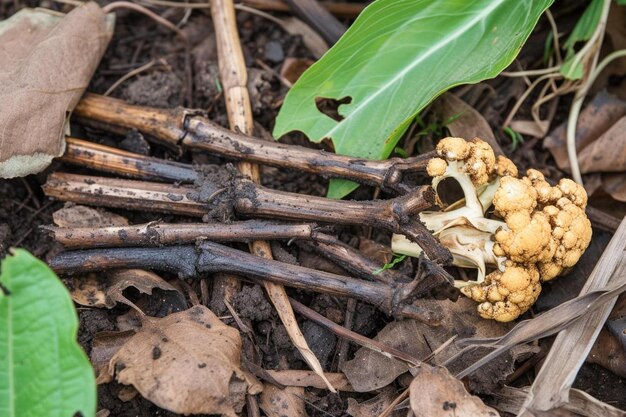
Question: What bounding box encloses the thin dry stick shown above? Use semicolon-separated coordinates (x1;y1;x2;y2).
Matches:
73;93;434;194
209;0;335;392
45;220;322;249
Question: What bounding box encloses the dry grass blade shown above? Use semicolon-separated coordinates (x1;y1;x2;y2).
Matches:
209;0;335;392
518;216;626;415
491;386;626;417
453;218;626;380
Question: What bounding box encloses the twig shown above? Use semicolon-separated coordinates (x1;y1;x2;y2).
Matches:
283;0;345;44
45;220;323;248
48;242;444;323
129;0;367;18
62;137;197;182
42;172;451;264
72;94;436;194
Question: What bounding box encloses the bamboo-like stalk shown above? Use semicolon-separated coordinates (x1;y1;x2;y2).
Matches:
48;241;444;324
73;94;434;193
45;220;323;249
208;0;340;392
63;137;198;183
42;172;451;264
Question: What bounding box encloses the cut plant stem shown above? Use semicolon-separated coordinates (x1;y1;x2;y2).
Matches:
61;137;619;233
48;241;445;324
43;172;451;264
73;94;435;193
45;220;326;249
63;137;198;183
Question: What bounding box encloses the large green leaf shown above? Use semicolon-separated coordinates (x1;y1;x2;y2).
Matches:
274;0;554;198
0;249;96;417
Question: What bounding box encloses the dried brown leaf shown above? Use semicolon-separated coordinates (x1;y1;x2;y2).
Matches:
341;298;528;393
435;93;503;156
280;58;315;85
258;383;307;417
69;269;181;311
602;173;626;202
90;330;135;384
578;116;626;173
109;305;262;416
544;92;626;172
409;366;499;417
509;119;550;139
0;2;113;178
587;328;626;379
346;386;403;417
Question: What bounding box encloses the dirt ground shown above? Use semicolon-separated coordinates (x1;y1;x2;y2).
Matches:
1;0;626;416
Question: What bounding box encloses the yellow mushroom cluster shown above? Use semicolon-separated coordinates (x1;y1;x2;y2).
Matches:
392;137;592;322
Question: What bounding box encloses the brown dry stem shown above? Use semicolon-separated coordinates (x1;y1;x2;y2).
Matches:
45;220;321;249
43;172;450;264
73;94;435;194
48;242;444;324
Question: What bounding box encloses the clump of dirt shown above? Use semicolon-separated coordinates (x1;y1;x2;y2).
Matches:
122;72;183;108
233;284;273;321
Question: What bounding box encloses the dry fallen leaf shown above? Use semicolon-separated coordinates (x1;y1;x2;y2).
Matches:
435;93;504;156
409;366;499;417
578;116;626;173
341;298;532;393
544;91;626;172
0;2;113;178
109;305;262;416
346;386;403;417
70;269;181;312
90;330;135;384
544;91;626;202
280;58;315;85
258;383;307;417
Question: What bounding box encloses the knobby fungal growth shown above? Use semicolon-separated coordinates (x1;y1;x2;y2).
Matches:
393;137;593;321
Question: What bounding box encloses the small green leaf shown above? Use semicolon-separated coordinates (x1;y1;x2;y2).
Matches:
0;249;96;417
373;254;407;275
562;0;604;55
275;0;554;199
560;0;604;80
